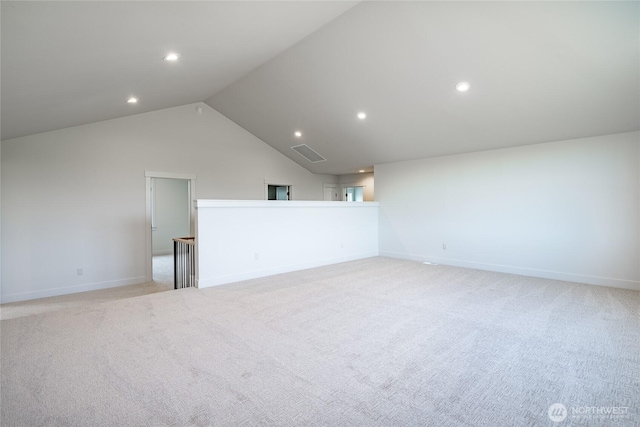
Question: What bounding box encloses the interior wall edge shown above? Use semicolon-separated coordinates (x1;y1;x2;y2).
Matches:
197;252;379;289
379;251;640;292
1;276;148;304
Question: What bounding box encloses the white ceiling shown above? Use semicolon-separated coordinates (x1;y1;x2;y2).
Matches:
0;1;357;140
3;1;638;176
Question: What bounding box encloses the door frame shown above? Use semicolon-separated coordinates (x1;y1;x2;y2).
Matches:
340;183;365;202
323;183;339;201
145;171;197;282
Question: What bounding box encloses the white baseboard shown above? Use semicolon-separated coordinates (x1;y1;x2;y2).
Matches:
197;252;379;289
1;276;149;304
379;251;640;291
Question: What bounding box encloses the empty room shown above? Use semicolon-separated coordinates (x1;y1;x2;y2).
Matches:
1;1;638;426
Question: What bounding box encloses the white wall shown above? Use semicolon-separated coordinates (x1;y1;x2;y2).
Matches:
1;103;337;302
376;132;640;290
152;178;190;255
338;172;375;201
0;139;2;304
196;200;379;287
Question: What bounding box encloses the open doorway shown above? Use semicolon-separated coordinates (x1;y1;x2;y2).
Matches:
150;178;190;285
145;171;196;286
266;184;291;200
343;186;364;202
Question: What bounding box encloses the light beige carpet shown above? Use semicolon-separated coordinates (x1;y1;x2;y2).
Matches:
0;255;174;320
1;257;638;426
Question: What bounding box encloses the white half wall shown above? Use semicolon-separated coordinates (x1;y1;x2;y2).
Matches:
376;132;640;290
196;200;379;288
1;103;337;302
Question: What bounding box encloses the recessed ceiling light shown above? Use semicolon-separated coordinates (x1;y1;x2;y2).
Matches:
127;97;138;104
294;131;302;138
163;53;179;62
359;170;365;173
357;112;367;120
456;82;470;92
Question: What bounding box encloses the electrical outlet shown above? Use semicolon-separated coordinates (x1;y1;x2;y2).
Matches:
77;268;83;276
442;243;447;250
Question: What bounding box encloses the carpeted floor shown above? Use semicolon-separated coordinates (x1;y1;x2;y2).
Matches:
1;257;638;426
0;255;174;320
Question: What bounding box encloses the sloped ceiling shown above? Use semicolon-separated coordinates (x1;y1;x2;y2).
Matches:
0;1;358;140
207;1;640;174
2;2;638;176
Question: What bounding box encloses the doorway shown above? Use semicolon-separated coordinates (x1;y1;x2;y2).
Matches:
145;171;197;285
150;178;190;284
323;184;339;201
343;186;364;202
266;184;291;200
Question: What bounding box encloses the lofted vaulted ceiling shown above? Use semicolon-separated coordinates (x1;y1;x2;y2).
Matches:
0;1;358;140
2;1;638;175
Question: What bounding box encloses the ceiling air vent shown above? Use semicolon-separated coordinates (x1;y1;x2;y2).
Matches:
291;144;326;163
